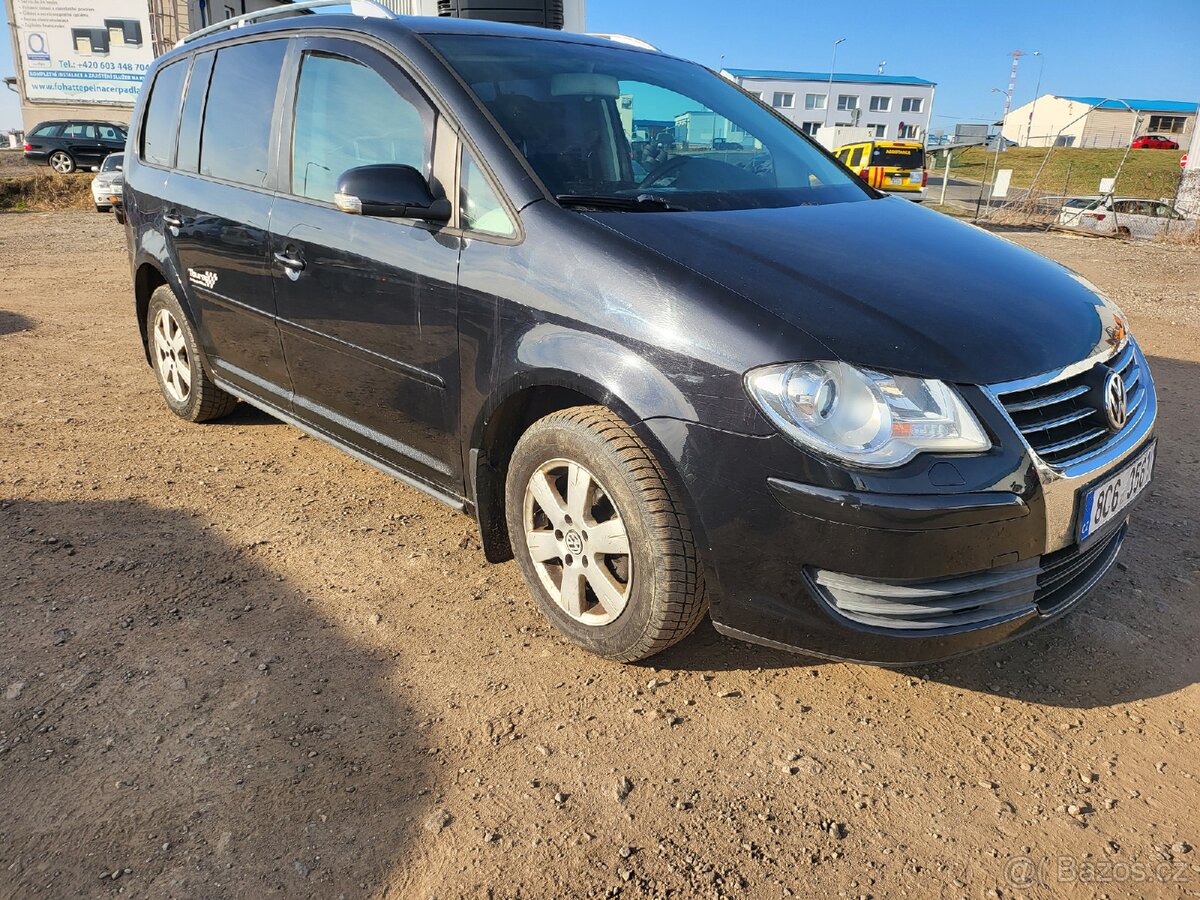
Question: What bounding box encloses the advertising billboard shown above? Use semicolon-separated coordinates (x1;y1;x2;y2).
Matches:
12;0;153;105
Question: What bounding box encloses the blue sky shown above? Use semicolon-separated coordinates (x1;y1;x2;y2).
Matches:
3;0;1199;132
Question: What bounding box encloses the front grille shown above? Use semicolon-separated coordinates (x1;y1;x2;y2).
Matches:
993;341;1146;468
806;525;1125;633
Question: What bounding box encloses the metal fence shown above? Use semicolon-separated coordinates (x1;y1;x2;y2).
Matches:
971;147;1191;240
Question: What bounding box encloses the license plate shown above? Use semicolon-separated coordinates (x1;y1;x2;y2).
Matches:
1078;443;1155;541
891;175;903;184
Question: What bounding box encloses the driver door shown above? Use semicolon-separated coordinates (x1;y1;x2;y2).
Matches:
268;37;463;494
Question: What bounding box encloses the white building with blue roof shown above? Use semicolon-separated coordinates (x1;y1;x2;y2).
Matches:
720;68;936;142
1002;94;1197;148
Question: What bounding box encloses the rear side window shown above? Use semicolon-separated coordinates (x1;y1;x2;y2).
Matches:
97;124;124;141
141;60;187;167
848;146;864;167
289;51;430;203
176;51;215;173
201;40;286;187
62;123;97;139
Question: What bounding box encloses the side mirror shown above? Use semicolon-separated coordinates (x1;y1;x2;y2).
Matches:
333;164;450;222
90;165;100;172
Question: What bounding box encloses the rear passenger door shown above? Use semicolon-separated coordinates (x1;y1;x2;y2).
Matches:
163;39;293;409
61;123;102;167
268;37;463;494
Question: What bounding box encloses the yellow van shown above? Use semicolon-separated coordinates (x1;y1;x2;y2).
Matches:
833;140;926;200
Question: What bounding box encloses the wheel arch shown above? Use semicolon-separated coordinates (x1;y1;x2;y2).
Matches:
469;363;704;568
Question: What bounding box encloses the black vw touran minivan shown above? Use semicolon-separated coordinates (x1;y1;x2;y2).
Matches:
122;9;1157;664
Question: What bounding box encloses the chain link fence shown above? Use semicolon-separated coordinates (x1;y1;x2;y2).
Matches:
971;146;1193;240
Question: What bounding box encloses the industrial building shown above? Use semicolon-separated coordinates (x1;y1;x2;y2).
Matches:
1001;94;1197;148
720;68;936;142
4;0;584;133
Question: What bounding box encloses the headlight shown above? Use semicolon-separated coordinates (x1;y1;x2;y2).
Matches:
745;361;990;468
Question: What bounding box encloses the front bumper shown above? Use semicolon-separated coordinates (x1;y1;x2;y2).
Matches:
642;349;1156;665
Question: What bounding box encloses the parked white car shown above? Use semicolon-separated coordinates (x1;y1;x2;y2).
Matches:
1069;196;1196;239
1056;196;1100;228
90;153;124;212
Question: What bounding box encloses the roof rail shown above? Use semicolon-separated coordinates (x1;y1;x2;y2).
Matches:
178;0;395;46
585;33;658;52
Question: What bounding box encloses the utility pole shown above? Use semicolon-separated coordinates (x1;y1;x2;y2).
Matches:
1025;50;1043;146
824;38;845;127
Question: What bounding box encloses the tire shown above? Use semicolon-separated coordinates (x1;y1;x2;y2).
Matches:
146;285;238;422
1116;226;1131;239
48;151;75;174
505;405;708;662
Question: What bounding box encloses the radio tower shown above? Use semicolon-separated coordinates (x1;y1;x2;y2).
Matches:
1000;50;1025;134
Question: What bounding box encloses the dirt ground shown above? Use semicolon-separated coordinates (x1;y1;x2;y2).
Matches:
1;212;1197;899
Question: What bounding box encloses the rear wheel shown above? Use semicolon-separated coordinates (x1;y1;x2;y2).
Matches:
147;285;238;422
48;151;75;174
506;406;708;662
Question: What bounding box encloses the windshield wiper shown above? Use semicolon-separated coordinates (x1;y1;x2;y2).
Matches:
555;193;689;212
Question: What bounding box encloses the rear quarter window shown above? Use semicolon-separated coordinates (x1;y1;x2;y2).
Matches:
141;59;188;167
31;124;61;138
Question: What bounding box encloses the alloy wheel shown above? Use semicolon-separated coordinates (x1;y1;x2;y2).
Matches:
153;308;192;403
523;458;632;625
49;152;74;174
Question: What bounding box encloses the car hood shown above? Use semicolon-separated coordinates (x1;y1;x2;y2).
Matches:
586;196;1123;386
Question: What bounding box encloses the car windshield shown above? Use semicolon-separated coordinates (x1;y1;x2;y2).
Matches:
428;34;867;211
101;153;123;172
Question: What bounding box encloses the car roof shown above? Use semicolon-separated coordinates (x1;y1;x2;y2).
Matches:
172;13;669;61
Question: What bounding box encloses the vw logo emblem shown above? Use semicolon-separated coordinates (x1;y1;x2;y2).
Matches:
564;530;584;556
1103;369;1128;431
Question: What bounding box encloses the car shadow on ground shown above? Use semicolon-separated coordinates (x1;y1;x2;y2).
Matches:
0;310;35;336
0;498;430;897
653;354;1198;710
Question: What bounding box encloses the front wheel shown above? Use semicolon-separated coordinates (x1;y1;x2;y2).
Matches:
505;406;708;662
48;151;75;174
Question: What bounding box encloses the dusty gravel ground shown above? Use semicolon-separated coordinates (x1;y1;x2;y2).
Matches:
1;212;1197;899
0;150;42;176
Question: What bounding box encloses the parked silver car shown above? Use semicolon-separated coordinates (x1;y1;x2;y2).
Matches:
90;152;124;212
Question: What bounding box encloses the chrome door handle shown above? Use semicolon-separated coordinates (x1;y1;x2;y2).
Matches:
162;213;183;228
273;250;305;271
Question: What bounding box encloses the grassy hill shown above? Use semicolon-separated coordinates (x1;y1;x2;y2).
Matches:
944;146;1185;199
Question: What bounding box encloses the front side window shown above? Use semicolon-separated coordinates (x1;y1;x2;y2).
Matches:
901;97;923;113
804;93;826;110
141;60;187;166
290;51;431;203
200;40;287;186
837;95;859;111
460;151;515;236
428;35;867;212
773;91;795;109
